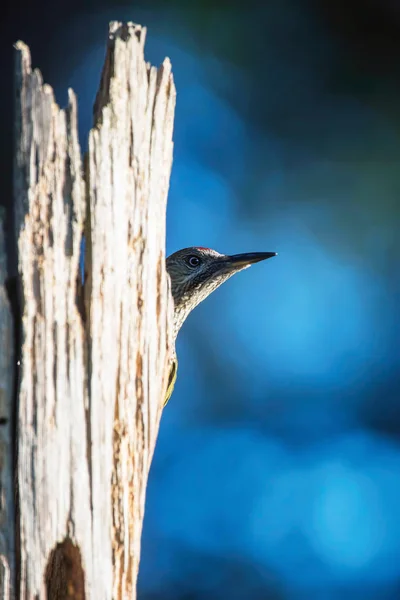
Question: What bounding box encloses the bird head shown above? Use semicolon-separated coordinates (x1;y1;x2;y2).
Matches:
166;246;277;336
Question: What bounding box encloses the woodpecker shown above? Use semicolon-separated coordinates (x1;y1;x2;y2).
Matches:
164;246;277;405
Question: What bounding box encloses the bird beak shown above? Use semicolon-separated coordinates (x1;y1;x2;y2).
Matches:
227;251;277;268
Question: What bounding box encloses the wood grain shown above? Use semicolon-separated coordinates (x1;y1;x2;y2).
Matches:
12;22;175;599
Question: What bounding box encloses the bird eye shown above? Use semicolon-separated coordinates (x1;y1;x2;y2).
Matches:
187;255;201;267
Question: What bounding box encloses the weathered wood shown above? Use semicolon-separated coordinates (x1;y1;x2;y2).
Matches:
0;214;15;600
87;22;175;599
13;21;175;599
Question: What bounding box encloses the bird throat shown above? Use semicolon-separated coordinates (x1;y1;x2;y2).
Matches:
171;270;238;339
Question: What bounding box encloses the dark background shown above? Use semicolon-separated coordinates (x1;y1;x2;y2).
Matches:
2;1;400;598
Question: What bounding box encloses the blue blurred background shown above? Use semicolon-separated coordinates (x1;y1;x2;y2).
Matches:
2;1;400;598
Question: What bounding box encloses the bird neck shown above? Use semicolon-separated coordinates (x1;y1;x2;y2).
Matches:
172;295;194;339
171;271;236;339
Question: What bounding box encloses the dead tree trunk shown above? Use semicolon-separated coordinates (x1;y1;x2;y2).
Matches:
0;213;15;600
1;21;175;599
